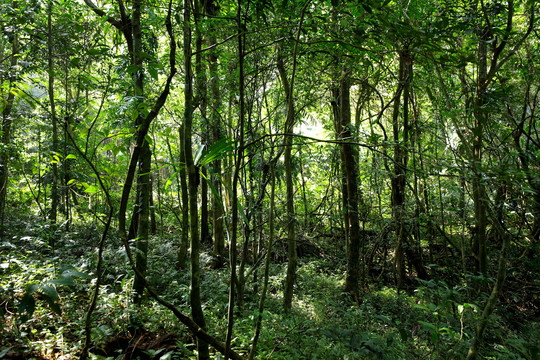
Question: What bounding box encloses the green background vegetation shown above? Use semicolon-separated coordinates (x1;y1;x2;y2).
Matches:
0;0;538;359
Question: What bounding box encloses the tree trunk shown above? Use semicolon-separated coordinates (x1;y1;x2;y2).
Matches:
512;85;540;253
195;3;210;247
225;1;245;355
178;125;189;267
132;0;151;304
392;46;412;289
48;1;58;225
340;67;362;299
277;55;297;312
248;162;276;360
204;1;225;260
184;0;209;358
0;3;18;237
472;27;489;276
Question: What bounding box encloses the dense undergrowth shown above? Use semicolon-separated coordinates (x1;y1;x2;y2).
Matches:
1;212;538;360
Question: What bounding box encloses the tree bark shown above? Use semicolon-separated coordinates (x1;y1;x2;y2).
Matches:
248;162;276;360
208;21;226;259
472;26;489;276
0;1;18;237
391;46;412;289
195;0;210;247
131;0;151;304
178;125;190;267
277;55;297;312
225;1;245;355
48;0;59;225
340;67;362;299
183;1;209;358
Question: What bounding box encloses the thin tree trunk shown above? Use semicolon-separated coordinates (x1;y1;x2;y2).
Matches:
225;1;245;355
280;1;310;311
277;55;297;311
205;0;225;262
248;162;276;360
472;27;489;276
0;3;18;237
184;0;210;358
195;2;210;247
466;213;510;360
340;67;362;299
48;0;58;225
132;0;151;304
178;125;189;267
392;46;412;289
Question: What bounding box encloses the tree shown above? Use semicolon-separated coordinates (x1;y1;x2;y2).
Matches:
0;0;19;237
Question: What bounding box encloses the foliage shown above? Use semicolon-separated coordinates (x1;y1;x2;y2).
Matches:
0;0;539;358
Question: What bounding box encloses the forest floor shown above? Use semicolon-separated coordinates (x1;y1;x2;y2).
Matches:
1;213;539;359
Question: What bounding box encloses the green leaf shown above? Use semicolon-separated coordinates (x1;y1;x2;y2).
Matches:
374;314;392;324
0;348;11;358
102;142;115;152
398;327;410;341
84;185;99;194
42;295;62;315
413;304;430;311
198;138;234;167
419;320;437;332
65;154;77;160
70;57;80;67
194;145;206;166
40;285;58;301
148;67;158;80
87;48;105;56
18;291;35;319
165;170;179;190
61;269;92;279
49;277;75;286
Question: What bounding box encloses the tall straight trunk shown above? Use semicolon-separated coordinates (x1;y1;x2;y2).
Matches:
330;3;349;247
183;1;209;358
178;125;189;266
331;84;349;245
466;213;511;360
248;162;276;360
340;67;362;299
277;55;297;312
472;27;489;276
278;0;309;311
63;66;71;229
225;1;245;355
208;24;225;259
132;0;151;304
0;3;18;237
195;1;210;247
48;1;58;225
391;46;412;289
